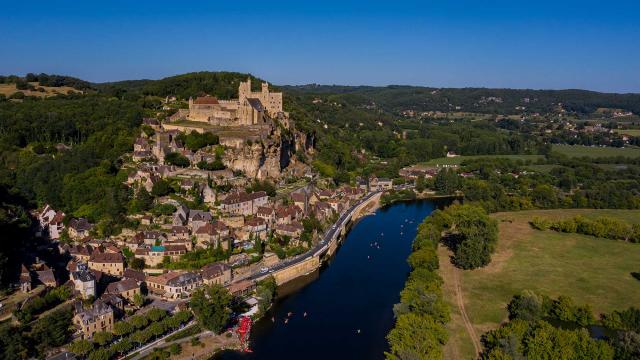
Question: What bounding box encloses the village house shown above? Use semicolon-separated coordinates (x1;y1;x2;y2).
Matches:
123;268;146;284
88;252;125;276
70;263;97;299
67;244;95;263
73;300;114;339
68;218;93;239
105;278;141;303
143;117;161;130
227;279;256;297
146;271;203;300
168;225;190;241
275;222;304;238
291;192;308;213
256;206;276;225
317;189;335;200
34;264;57;287
369;177;393;192
19;265;32;292
134;231;167;246
48;211;66;240
202;184;216;204
201;262;232;286
313;201;334;221
134;137;150;152
188;210;213;232
195;221;229;249
276;205;303;225
220;191;269;216
328;198;344;214
245;217;267;238
135;244;187;267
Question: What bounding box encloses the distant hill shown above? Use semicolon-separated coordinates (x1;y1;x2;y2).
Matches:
282;84;640;116
94;71;268;100
3;71;639;116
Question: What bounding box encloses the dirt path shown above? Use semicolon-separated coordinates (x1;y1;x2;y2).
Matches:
452;264;482;356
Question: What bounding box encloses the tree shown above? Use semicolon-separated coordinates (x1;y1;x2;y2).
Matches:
131;187;153;213
133;292;145;307
87;348;111;360
385;313;448;360
256;276;277;315
92;331;113;346
113;321;134;337
433;168;460;195
130;257;145;270
69;339;94;357
415;176;426;193
190;284;232;333
165;152;190;167
151;179;172;197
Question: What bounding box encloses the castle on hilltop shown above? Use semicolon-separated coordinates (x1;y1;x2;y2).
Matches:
176;78;283;126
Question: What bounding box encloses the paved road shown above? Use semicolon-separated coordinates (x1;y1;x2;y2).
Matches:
242;191;380;282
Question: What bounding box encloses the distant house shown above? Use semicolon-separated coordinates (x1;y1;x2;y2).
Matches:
202;185;216;204
275;205;303;225
226;279;256;297
88;252;125;276
195;221;228;249
35;265;57;287
369;177;393;192
67;244;95;262
275;222;304;238
290;192;308;213
189;210;213;233
313;201;334;221
68;218;93;239
245;217;267;236
134;137;150;152
168;225;190;241
70;263;96;299
123;269;146;284
257;206;276;225
19;265;32;292
143;117;161;130
146;271;203;300
73;300;114;339
48;211;66;240
135;244;187;267
201;263;232;286
106;278;141;303
220;191;268;216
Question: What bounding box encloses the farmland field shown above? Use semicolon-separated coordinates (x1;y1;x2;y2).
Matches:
552;144;640;158
614;129;640;136
440;209;640;359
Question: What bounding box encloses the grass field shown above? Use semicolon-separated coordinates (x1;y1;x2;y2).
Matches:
440;209;640;359
614;129;640;136
552;144;640;158
419;154;544;166
0;82;81;98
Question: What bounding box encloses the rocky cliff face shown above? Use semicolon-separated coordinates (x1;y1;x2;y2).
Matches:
221;126;307;180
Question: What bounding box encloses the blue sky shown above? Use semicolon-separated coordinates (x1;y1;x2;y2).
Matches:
1;1;639;92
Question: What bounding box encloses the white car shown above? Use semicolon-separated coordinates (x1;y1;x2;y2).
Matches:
259;267;269;274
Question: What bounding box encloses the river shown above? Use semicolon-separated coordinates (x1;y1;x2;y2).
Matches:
215;200;439;360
